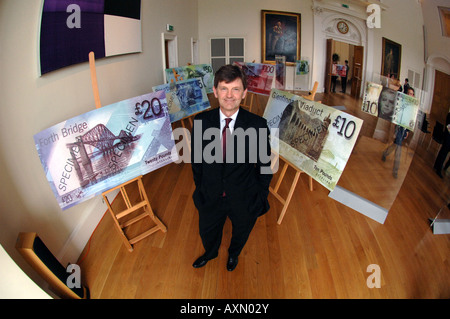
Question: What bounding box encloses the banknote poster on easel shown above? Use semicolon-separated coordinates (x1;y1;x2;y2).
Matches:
361;81;419;131
264;89;363;191
153;78;210;123
34;91;178;210
233;62;275;96
165;64;215;94
275;55;286;90
294;58;310;91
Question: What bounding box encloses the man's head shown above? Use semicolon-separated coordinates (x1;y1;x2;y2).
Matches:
213;65;248;117
214;64;247;91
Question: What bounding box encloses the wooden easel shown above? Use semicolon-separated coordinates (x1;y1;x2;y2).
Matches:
269;81;320;224
240;91;260;113
270;152;313;224
89;52;167;252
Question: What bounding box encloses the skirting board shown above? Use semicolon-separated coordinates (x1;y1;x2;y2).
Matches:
431;219;450;234
328;185;388;224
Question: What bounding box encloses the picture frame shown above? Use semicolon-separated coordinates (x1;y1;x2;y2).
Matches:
381;37;402;79
261;10;301;66
438;6;450;37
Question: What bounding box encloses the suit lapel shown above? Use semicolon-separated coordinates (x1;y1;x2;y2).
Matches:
233;107;249;131
207;107;221;130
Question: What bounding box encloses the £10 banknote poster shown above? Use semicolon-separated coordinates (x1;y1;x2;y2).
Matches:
361;81;419;131
153;78;210;123
264;89;363;191
34;91;178;210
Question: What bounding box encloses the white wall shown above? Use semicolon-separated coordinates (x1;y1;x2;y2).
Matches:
0;244;52;299
422;0;450;67
198;0;315;90
0;0;198;293
371;0;425;84
198;0;426;93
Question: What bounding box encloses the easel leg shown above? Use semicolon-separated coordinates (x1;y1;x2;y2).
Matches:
277;170;301;225
103;194;134;252
137;177;167;233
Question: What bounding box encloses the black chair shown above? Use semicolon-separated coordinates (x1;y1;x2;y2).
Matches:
420;113;430;133
432;121;444;144
428;121;444;153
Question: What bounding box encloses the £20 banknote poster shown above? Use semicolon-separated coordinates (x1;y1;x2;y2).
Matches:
264;89;363;191
34;91;178;210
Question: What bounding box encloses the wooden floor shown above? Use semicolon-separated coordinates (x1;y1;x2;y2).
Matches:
78;91;450;299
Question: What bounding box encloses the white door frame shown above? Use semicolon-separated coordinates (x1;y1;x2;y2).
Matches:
162;33;178;83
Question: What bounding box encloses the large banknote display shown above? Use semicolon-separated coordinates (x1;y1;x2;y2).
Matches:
275;55;286;90
392;91;419;130
233;62;275;95
361;81;419;131
264;89;363;191
153;78;210;122
296;60;309;75
361;81;383;116
165;64;214;94
34;91;178;210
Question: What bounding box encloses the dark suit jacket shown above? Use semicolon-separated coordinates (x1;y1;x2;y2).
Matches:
191;107;273;218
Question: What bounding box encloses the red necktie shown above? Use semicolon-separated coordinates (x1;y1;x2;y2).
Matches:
222;118;232;162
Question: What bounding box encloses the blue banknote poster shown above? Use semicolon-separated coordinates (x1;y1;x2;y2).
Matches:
34;91;178;210
153;78;210;123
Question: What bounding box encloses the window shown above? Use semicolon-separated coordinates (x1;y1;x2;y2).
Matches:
210;37;245;72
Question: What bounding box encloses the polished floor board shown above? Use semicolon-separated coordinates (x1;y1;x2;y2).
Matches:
79;92;450;299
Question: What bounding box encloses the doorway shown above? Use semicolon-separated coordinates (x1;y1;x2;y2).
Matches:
161;33;178;82
324;39;363;98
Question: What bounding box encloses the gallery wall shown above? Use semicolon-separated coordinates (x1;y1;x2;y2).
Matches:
198;0;426;94
198;0;314;90
422;0;450;69
0;0;198;289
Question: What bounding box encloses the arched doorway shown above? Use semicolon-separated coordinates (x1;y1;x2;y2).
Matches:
311;2;370;97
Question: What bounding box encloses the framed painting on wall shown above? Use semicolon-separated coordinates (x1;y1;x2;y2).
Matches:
381;37;402;79
261;10;301;66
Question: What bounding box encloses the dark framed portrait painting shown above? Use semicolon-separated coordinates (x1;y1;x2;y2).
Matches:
381;37;402;79
261;10;301;66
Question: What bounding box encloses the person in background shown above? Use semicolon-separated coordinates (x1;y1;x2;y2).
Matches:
341;60;349;93
331;60;338;93
433;110;450;178
403;78;410;95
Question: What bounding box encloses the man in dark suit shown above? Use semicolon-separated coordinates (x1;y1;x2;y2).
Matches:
191;65;273;271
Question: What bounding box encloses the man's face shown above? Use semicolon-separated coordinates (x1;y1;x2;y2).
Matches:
213;78;247;116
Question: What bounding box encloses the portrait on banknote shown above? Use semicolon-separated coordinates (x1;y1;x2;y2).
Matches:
264;89;363;191
34;91;178;210
261;10;301;65
165;64;214;94
377;86;397;122
153;78;210;122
